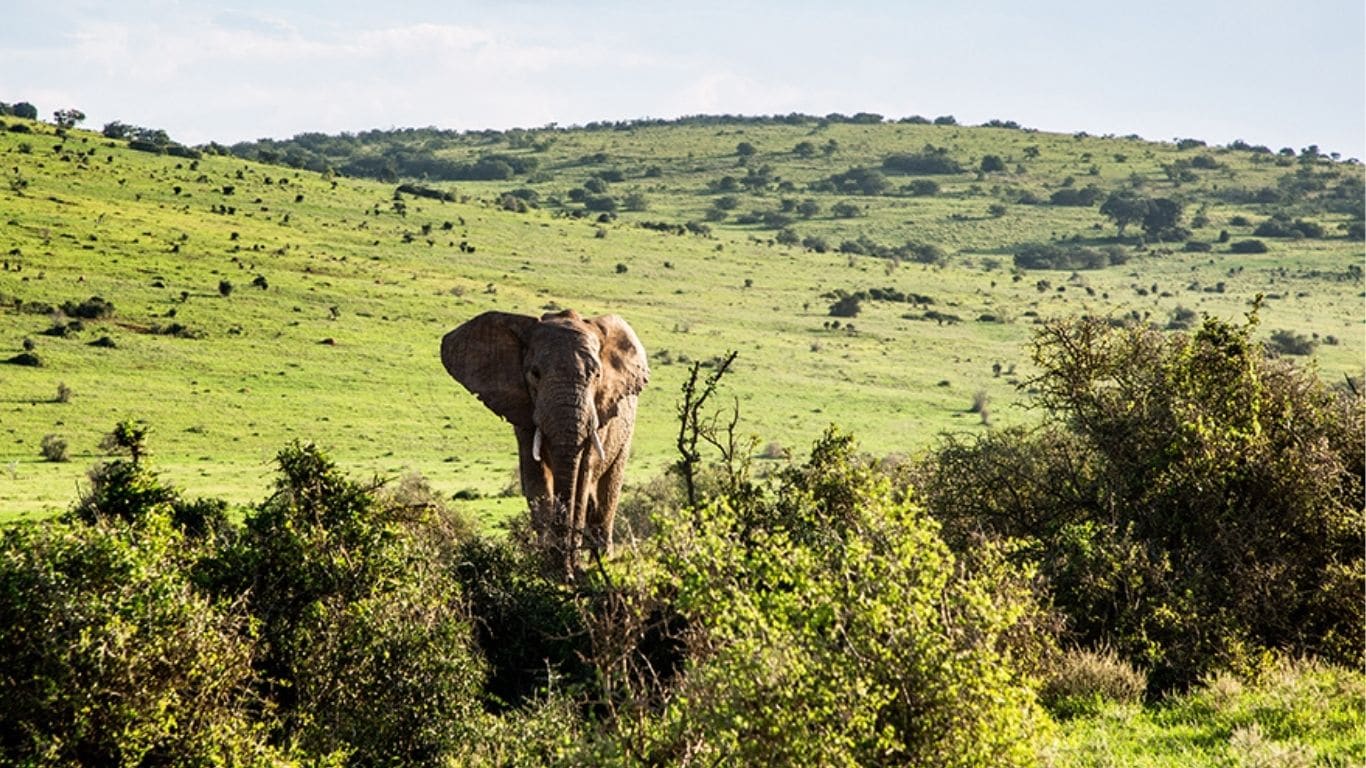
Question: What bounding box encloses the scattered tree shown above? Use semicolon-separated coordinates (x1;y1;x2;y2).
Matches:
1099;190;1149;238
52;109;85;130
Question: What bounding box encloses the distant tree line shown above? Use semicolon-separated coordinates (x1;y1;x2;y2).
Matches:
0;101;39;120
220;112;982;183
229;137;541;183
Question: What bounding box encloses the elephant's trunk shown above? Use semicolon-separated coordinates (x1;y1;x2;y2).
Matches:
539;388;605;576
550;450;582;576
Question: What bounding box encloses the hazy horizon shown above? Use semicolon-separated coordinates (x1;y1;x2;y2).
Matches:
2;1;1362;159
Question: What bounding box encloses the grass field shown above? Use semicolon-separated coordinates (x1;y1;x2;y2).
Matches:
1043;658;1364;767
1;115;1362;523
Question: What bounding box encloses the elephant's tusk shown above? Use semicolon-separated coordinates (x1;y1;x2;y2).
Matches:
591;430;606;463
588;398;606;462
532;427;543;462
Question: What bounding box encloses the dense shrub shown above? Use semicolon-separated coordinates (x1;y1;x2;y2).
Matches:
830;200;862;218
980;154;1007;173
127;138;165;154
61;295;114;319
1013;242;1127;270
619;430;1049;766
901;240;948;265
916;314;1365;690
828;292;862;317
824;166;889;195
1266;328;1316;356
906;178;940;196
210;442;486;763
1230;239;1269;253
584;194;618;212
102;120;132;139
1167;305;1199;330
1049;186;1103;207
882;147;964;174
165;144;202;159
0;515;280;765
39;433;68;462
68;459;177;525
1141;197;1188;241
1253;214;1325;238
395;183;456;202
452;535;594;709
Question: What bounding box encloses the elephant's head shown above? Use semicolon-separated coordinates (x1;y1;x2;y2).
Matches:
441;309;648;562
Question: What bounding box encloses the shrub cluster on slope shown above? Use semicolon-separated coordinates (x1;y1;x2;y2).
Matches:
0;429;1050;766
916;310;1365;691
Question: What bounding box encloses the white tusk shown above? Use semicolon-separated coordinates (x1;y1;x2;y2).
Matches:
532;427;543;462
589;398;606;463
591;430;606;463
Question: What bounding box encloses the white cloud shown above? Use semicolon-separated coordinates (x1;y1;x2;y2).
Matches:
0;2;1357;156
678;70;819;116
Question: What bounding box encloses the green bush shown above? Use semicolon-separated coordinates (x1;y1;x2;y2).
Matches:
1254;213;1324;238
614;430;1050;766
0;515;282;765
882;147;964;174
1014;242;1127;270
917;314;1365;690
68;459;178;525
1230;238;1269;253
1049;185;1103;206
980;154;1007;172
452;534;594;710
210;442;486;764
907;178;940;196
1267;328;1317;356
39;433;68;462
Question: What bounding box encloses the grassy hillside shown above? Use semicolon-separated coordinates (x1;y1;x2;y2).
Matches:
1;113;1362;521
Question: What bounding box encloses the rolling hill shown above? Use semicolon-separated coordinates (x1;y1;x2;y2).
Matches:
1;111;1362;521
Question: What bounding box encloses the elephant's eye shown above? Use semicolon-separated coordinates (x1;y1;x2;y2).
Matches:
526;367;541;383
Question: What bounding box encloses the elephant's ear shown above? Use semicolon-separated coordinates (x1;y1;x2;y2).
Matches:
442;311;538;430
590;315;649;415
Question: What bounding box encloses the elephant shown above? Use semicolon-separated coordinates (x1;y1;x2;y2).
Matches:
441;308;649;577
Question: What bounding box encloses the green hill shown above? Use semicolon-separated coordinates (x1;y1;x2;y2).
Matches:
1;112;1362;521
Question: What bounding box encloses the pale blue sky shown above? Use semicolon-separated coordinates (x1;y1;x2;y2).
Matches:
2;1;1362;158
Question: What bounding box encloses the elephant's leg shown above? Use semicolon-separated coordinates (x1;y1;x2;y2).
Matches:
589;436;631;556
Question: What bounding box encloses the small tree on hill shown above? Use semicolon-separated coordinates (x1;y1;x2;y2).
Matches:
980;154;1006;173
1100;190;1149;238
1141;197;1187;241
53;109;86;130
102;121;133;139
100;420;150;466
829;293;862;317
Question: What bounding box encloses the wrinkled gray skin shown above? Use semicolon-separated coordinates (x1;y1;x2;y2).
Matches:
442;309;648;578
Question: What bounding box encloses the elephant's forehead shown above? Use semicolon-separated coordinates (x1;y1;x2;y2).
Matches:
529;321;600;354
